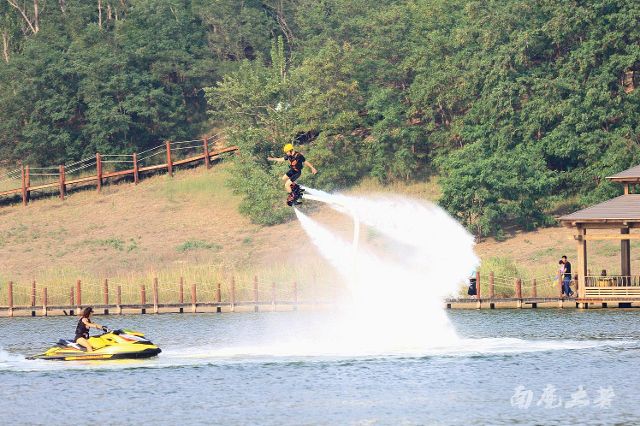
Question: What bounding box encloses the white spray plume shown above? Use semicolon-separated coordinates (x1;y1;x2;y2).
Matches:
295;188;480;352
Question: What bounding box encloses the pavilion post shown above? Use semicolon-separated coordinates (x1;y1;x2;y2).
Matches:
576;227;587;300
621;227;631;284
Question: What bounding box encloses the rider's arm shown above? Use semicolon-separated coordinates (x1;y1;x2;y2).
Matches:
305;161;318;174
82;318;103;330
267;156;285;162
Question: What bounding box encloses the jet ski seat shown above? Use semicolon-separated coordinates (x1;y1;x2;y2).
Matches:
57;339;86;351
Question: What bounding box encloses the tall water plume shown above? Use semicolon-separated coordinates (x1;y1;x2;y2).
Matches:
295;188;480;353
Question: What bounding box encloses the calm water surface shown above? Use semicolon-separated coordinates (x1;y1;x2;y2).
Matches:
1;310;640;425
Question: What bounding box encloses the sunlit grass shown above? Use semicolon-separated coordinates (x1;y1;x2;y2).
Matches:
0;261;343;307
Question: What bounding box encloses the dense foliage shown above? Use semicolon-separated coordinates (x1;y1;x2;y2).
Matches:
2;0;640;235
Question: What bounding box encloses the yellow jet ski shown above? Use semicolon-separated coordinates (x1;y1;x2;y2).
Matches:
28;329;161;361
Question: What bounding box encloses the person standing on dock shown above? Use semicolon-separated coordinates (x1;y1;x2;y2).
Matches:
467;270;477;299
562;255;574;297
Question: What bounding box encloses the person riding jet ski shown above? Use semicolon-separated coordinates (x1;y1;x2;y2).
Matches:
28;313;161;361
75;306;107;352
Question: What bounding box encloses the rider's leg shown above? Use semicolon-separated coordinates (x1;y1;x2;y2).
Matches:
75;337;93;352
282;175;293;193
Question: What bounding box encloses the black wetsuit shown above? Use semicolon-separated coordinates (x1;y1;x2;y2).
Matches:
75;318;89;341
284;152;305;182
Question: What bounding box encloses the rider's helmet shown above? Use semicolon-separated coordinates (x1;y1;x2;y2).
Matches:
283;143;294;154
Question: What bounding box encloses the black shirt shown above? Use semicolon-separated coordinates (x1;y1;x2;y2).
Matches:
284;152;305;172
564;261;572;278
75;318;89;341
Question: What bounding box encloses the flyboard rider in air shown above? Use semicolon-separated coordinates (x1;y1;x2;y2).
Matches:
268;143;318;206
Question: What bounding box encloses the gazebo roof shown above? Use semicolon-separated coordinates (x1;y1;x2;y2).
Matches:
559;194;640;225
607;165;640;183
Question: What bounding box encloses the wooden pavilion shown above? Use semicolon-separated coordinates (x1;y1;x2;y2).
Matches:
559;165;640;308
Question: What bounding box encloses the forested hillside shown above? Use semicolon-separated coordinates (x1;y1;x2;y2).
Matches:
2;0;640;237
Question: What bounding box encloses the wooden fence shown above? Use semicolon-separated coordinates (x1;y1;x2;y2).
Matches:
5;271;640;316
447;271;640;309
0;134;238;206
0;277;312;317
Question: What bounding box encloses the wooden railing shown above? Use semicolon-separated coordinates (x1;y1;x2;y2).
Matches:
0;134;237;206
585;275;640;287
584;275;640;297
0;277;312;317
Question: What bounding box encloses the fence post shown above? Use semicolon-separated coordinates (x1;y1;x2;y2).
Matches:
76;279;82;309
59;165;65;200
231;277;236;312
140;285;146;314
133;153;139;184
558;275;563;298
166;141;173;177
103;279;109;315
179;277;184;313
254;276;259;312
476;271;481;304
216;282;221;313
489;272;495;299
21;166;27;206
532;279;537;298
31;280;36;307
203;138;211;169
153;278;159;314
96;153;102;192
25;165;31;203
42;287;48;316
116;285;122;315
8;281;13;317
191;283;197;313
515;278;522;308
69;287;74;315
293;282;298;311
272;282;276;312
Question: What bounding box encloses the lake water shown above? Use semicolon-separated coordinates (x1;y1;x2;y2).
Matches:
1;309;640;425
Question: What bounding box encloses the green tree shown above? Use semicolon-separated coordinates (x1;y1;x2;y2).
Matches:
206;37;295;224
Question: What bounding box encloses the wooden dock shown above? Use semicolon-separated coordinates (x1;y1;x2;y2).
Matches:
445;297;640;309
0;301;329;317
